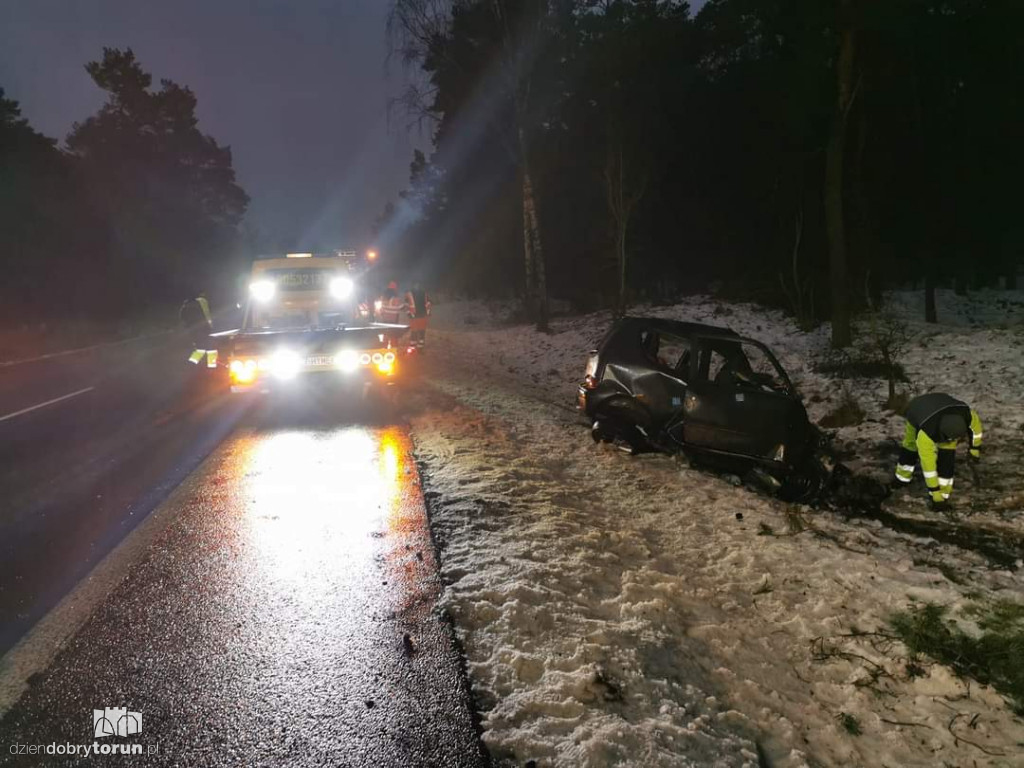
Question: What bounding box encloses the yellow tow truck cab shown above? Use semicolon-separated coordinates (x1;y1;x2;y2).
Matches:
217;251;409;394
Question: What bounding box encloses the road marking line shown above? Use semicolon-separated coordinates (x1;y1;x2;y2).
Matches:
0;387;95;424
0;330;175;368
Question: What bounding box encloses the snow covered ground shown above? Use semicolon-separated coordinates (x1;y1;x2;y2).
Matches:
409;290;1024;767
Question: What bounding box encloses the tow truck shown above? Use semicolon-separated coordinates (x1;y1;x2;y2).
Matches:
209;250;411;398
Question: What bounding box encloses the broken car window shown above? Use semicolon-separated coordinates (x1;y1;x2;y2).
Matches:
740;342;789;392
700;340;789;394
640;330;691;375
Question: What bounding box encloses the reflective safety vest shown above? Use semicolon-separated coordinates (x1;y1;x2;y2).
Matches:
894;393;983;502
196;296;212;324
188;348;218;368
378;295;406;324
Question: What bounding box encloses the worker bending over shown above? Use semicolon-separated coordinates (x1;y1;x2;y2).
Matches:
893;393;982;510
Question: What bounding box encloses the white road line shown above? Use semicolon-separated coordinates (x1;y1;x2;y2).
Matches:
0;330;175;368
0;387;95;424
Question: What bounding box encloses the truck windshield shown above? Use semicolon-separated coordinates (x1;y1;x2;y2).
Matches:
253;309;313;331
249;306;357;331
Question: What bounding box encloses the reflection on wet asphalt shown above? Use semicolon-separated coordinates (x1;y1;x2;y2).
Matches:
0;400;487;767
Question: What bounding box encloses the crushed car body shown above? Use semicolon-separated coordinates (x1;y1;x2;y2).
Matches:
578;317;835;501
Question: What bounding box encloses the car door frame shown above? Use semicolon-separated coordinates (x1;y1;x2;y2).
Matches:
673;335;798;460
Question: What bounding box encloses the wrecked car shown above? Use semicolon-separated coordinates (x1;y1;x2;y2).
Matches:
578;317;835;501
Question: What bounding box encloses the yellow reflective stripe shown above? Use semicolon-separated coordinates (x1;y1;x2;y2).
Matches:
197;297;212;323
206;350;218;368
188;349;204;364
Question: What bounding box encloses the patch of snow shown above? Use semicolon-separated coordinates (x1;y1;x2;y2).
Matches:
409;290;1024;766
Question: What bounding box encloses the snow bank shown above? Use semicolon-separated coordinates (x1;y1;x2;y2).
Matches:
410;290;1024;766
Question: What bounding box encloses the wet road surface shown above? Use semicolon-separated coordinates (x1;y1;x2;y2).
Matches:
0;333;245;653
0;349;487;765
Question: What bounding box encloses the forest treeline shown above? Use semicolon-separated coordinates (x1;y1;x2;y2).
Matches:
0;48;248;327
380;0;1024;341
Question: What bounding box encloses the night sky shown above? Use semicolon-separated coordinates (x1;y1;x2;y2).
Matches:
0;0;421;250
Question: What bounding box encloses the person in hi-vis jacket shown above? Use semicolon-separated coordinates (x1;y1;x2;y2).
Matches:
893;393;982;510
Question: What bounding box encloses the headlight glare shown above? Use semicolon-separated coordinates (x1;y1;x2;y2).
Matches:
249;279;276;302
270;349;302;380
330;276;354;300
230;358;258;383
336;349;359;373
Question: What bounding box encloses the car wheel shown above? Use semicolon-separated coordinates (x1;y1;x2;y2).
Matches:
592;420;641;455
591;406;651;453
778;468;827;503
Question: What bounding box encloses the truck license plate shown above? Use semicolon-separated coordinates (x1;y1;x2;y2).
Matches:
305;354;334;367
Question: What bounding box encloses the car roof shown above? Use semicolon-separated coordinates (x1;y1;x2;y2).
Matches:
618;316;740;340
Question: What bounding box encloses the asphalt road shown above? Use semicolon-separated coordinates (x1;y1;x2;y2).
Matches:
0;333;246;654
0;337;486;766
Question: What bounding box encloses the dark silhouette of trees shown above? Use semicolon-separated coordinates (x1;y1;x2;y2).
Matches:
824;0;858;347
67;48;249;314
0;49;248;330
383;0;1024;332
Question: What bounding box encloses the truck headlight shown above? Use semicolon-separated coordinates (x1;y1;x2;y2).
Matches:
230;358;258;383
330;276;354;300
249;280;276;302
270;349;301;380
335;349;359;373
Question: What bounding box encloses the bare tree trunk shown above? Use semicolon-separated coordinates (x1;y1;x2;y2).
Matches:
521;159;549;331
825;1;857;348
925;271;937;323
521;168;535;310
605;144;645;317
618;224;628;315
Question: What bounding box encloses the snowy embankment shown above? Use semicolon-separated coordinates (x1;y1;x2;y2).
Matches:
409;291;1024;767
